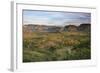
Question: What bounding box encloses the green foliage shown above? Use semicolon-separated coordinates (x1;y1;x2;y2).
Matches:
23;31;91;62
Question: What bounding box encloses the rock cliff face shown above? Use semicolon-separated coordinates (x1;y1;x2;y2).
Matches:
23;23;91;32
64;25;78;32
23;24;63;32
78;24;91;32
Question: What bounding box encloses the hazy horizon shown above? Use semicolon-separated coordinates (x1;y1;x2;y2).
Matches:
23;10;91;26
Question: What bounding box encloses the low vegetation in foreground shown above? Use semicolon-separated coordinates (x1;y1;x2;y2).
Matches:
23;31;91;62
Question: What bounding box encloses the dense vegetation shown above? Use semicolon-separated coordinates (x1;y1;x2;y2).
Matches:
23;31;91;62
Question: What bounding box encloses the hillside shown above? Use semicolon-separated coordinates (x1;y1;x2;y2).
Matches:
23;23;91;62
23;23;91;32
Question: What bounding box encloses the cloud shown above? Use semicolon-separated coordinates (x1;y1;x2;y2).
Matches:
23;10;91;26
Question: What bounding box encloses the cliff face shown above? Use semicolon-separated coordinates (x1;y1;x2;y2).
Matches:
64;25;78;32
23;24;63;32
78;24;91;32
23;23;91;33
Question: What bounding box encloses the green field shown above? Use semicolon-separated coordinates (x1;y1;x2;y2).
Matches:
23;31;91;62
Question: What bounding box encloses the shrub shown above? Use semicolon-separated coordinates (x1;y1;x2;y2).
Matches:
23;31;91;62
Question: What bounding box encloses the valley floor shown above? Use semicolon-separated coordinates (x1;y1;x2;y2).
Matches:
23;31;91;62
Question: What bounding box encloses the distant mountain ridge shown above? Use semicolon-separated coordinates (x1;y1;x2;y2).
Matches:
23;23;91;32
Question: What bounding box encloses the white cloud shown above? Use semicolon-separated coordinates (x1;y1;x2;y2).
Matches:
23;10;91;26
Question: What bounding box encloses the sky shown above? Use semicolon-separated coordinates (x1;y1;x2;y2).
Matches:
23;10;91;26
